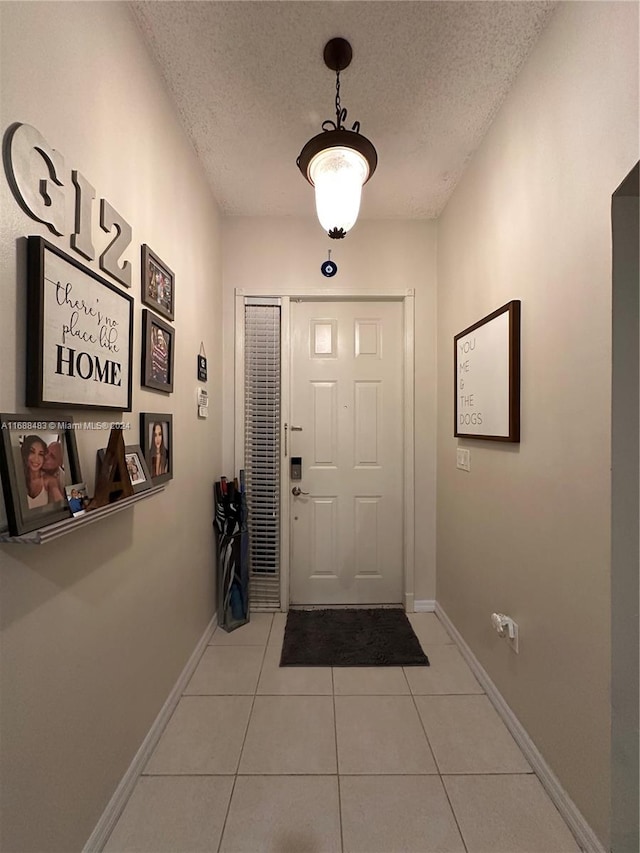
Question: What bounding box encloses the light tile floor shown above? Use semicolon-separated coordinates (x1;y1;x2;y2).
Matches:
104;612;582;853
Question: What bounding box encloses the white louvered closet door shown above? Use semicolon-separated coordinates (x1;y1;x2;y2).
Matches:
244;301;281;609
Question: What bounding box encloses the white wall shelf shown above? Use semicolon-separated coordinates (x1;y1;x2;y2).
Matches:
0;485;165;545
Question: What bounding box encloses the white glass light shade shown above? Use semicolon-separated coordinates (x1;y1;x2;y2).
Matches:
309;146;370;235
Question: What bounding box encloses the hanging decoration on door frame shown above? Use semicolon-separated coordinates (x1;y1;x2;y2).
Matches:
197;342;208;381
321;249;338;278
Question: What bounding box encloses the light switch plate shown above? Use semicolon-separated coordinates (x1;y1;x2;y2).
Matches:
456;448;470;472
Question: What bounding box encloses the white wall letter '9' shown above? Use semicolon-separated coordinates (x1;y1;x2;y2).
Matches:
5;123;65;235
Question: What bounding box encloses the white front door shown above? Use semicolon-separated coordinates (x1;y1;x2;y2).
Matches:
289;300;404;605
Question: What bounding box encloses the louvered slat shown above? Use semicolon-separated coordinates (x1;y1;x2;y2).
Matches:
244;303;281;610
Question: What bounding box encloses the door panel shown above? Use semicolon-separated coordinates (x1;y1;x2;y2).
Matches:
354;381;380;464
311;381;337;463
290;300;403;605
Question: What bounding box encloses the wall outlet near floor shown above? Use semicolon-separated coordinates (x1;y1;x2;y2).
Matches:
456;448;471;471
491;612;519;654
508;620;519;654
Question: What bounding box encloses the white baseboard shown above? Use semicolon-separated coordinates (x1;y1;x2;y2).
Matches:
83;613;218;853
413;599;436;612
434;603;607;853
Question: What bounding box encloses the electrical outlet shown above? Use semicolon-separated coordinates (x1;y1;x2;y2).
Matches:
456;448;470;472
508;620;519;654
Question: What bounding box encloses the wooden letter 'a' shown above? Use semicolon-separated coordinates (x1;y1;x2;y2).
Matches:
89;427;134;508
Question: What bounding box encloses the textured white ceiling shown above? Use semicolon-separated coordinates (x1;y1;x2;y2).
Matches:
130;1;557;220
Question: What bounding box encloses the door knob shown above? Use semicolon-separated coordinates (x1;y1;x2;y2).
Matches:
291;486;310;496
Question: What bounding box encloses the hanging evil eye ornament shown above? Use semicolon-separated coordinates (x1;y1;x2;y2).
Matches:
321;249;337;278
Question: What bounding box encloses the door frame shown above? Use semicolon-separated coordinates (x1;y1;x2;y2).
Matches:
235;286;416;613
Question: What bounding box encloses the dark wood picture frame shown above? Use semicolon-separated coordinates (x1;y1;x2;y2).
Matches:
140;413;173;486
0;414;82;535
141;244;174;321
454;300;521;442
97;444;152;495
0;477;9;535
141;310;175;393
26;236;134;411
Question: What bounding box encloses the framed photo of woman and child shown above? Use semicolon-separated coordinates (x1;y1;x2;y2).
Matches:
0;414;82;535
141;310;174;394
141;244;174;322
141;413;173;486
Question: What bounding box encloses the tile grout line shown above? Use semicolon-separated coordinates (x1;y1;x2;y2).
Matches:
408;634;471;853
331;667;345;853
402;656;472;851
215;613;275;853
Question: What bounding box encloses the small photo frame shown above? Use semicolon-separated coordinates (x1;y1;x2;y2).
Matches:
140;413;173;486
96;444;152;494
0;415;82;535
141;244;174;321
142;310;175;393
124;446;152;493
65;482;89;517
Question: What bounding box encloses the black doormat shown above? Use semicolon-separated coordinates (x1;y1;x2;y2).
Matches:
279;608;430;667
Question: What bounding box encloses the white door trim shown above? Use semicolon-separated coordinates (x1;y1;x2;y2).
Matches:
234;287;415;613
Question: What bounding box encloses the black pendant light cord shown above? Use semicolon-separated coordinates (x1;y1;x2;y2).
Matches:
321;69;361;134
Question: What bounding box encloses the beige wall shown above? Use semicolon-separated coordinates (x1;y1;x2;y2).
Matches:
0;3;222;852
221;217;438;602
436;1;639;847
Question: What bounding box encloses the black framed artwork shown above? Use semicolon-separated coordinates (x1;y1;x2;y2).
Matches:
26;236;133;411
140;413;173;486
141;244;174;321
0;414;82;535
454;300;521;442
141;310;174;393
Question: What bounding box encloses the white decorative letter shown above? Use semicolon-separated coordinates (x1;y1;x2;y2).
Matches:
71;170;95;260
99;199;132;288
5;123;65;235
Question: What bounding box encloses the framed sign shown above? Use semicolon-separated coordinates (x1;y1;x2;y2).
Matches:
454;300;521;442
141;413;173;485
26;237;133;410
141;244;174;321
141;310;174;393
0;414;82;535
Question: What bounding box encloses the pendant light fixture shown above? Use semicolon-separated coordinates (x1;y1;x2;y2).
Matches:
297;37;377;239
